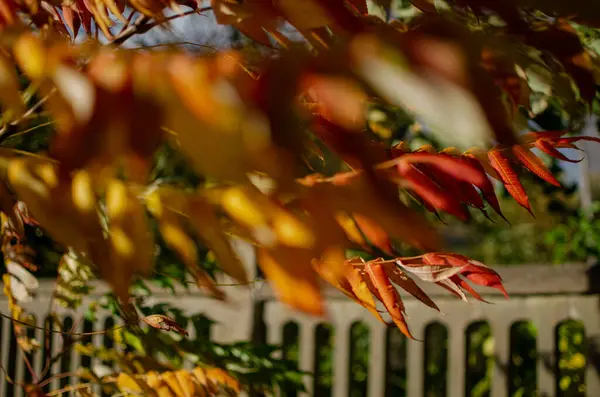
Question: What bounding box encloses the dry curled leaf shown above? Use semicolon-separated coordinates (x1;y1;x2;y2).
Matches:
142;314;189;336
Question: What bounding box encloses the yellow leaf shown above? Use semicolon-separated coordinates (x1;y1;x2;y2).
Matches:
107;179;155;275
220;186;269;229
0;53;24;121
162;371;185;396
204;368;241;393
271;207;316;249
117;373;145;395
71;169;96;214
13;33;47;80
147;189;224;299
192;368;218;395
8;159;88;253
175;370;198;397
188;196;249;283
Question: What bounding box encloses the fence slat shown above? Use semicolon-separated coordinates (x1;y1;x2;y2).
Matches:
582;315;600;395
299;320;316;397
332;318;350;397
447;322;466;397
1;317;10;397
368;323;387;397
406;325;425;397
535;319;555;397
491;320;509;397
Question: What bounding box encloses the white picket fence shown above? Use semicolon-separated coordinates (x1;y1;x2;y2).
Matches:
1;262;600;397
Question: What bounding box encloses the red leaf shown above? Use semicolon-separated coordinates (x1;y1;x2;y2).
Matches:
554;136;600;146
535;139;583;163
398;162;470;220
461;155;508;222
347;0;368;14
521;130;568;143
395;152;489;187
439;254;508;298
365;262;414;339
449;275;489;303
312;117;388;170
512;145;561;187
488;149;532;215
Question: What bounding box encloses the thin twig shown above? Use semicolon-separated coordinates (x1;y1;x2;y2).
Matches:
129;41;219;52
110;7;213;46
0;313;130;336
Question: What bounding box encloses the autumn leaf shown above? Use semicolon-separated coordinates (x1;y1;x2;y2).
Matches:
188;196;249;283
365;261;414;338
512;145;561;187
488;148;533;215
145;188;225;300
258;247;324;316
344;258;384;322
534;139;584;163
383;263;439;312
142;314;189;336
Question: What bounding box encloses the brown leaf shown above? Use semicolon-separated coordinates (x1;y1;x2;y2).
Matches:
142;314;189;336
410;0;437;13
383;263;439;312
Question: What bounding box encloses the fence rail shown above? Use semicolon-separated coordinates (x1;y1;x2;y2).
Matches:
1;262;600;397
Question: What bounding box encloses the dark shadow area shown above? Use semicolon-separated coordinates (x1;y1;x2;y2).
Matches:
385;326;406;397
424;322;447;397
314;323;334;397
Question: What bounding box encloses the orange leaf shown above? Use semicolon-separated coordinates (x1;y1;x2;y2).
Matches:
512;145;561;187
365;262;414;339
353;214;393;255
488;149;532;215
258;247;324;316
344;259;384;322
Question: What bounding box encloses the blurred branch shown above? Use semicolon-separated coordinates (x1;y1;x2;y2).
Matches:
110;7;213;46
